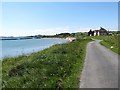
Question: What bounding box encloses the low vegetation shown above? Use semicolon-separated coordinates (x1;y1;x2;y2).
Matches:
100;34;120;55
2;38;92;88
29;32;87;39
90;34;120;55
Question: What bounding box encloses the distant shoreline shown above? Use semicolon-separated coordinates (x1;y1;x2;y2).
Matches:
0;38;67;60
0;37;66;41
0;37;40;40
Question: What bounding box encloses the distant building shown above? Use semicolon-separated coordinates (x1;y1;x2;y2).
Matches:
88;27;109;36
88;29;94;36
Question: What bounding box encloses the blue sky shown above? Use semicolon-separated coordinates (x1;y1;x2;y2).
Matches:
1;2;118;36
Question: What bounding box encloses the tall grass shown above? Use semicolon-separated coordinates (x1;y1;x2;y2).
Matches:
2;38;92;88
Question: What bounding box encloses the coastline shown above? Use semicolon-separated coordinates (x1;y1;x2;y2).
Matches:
2;38;92;88
65;37;76;42
1;38;68;60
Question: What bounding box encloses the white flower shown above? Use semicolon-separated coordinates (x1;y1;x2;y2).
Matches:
111;46;114;49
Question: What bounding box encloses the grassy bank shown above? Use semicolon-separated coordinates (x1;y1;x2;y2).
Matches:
90;35;120;55
100;35;120;55
2;38;92;88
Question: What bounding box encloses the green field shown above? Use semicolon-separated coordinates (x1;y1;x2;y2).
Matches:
2;38;92;88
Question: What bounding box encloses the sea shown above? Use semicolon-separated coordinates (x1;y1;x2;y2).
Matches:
0;38;67;59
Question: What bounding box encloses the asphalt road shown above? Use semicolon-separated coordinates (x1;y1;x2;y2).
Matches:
80;40;118;88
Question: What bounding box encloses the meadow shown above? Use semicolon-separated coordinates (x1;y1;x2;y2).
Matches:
2;38;92;88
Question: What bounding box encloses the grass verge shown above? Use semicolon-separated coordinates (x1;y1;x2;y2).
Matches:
2;38;92;88
89;35;120;55
100;35;119;55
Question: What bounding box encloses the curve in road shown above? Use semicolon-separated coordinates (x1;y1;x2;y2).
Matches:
80;40;118;88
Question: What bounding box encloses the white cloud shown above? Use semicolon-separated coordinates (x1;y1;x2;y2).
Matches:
37;27;92;35
70;27;91;33
34;27;70;35
0;27;71;36
3;26;114;37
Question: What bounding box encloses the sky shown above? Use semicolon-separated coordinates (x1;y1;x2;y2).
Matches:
1;2;118;36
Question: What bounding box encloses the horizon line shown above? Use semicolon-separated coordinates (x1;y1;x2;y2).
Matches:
0;29;119;37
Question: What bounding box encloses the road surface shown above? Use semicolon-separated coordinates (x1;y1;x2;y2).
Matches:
80;40;118;88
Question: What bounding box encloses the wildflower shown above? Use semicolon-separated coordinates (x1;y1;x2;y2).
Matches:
44;84;46;87
111;46;114;49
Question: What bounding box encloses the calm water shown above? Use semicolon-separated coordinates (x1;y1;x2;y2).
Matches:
0;38;67;59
